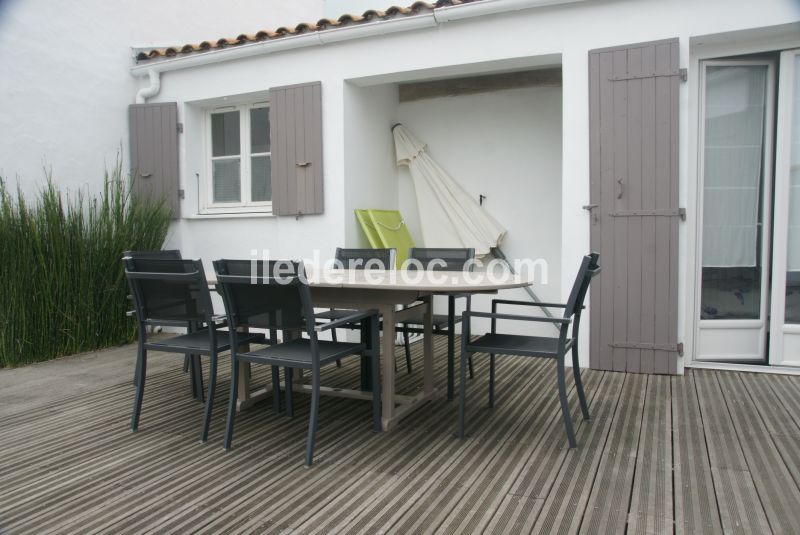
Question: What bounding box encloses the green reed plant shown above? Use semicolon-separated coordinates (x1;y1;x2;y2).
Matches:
0;161;171;367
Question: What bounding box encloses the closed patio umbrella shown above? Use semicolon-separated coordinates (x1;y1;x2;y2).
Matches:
392;123;506;256
392;123;555;321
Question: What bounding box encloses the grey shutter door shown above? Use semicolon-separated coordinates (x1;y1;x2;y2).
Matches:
588;39;681;374
128;102;180;218
269;82;323;216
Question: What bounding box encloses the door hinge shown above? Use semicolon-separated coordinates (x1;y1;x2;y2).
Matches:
177;122;184;134
178;189;185;200
679;68;687;82
678;207;686;221
677;342;684;356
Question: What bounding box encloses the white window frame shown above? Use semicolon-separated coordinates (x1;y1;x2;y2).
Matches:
201;102;272;214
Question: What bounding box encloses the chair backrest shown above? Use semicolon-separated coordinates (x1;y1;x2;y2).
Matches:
563;253;601;319
214;259;314;333
408;248;475;272
123;249;182;260
334;248;395;270
124;257;213;325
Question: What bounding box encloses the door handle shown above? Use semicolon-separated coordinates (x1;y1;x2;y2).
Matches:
616;179;624;199
296;162;311;168
140;172;152;178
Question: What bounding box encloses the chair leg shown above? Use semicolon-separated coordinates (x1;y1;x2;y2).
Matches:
192;355;204;402
403;328;412;374
285;368;294;418
557;355;577;448
458;347;469;439
370;316;381;432
131;347;147;432
271;365;282;413
489;354;495;408
468;355;474;379
183;354;190;373
224;355;239;450
333;328;341;367
305;368;321;467
201;353;217;442
572;344;591;420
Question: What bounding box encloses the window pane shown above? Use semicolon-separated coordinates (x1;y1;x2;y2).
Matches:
700;64;768;320
786;55;800;323
211;111;240;157
251;107;270;154
251;155;271;202
213;159;241;202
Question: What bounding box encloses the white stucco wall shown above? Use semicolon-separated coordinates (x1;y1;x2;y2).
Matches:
0;0;322;198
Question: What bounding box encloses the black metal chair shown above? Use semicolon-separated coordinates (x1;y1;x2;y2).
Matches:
314;248;406;373
123;249;204;399
397;248;475;400
124;257;264;442
458;253;600;448
215;259;380;467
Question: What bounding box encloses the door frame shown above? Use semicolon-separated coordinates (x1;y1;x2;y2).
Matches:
769;48;800;366
692;58;776;363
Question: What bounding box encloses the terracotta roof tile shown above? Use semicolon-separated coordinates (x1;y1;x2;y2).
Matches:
135;0;482;62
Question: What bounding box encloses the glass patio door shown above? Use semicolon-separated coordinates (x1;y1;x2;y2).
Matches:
769;49;800;366
696;59;775;362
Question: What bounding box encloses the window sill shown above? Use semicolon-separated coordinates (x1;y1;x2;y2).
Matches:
183;211;275;220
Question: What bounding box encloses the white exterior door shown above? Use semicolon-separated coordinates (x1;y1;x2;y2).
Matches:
769;49;800;367
696;59;776;362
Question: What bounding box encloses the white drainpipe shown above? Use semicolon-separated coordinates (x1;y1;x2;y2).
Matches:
135;68;161;103
129;0;585;82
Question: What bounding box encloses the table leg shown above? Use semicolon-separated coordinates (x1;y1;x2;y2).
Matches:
423;295;434;394
379;304;396;431
447;295;455;401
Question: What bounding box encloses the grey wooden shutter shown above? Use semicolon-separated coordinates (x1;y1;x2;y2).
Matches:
128;102;180;218
269;81;323;216
588;39;681;374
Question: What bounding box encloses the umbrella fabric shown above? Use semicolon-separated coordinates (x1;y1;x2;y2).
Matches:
392;124;506;256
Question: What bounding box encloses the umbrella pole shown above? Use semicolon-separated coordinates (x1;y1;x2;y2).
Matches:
491;247;560;332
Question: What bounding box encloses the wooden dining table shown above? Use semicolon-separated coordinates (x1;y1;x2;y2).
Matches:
218;267;532;431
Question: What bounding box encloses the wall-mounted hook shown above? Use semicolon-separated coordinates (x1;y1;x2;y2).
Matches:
479;194;486;206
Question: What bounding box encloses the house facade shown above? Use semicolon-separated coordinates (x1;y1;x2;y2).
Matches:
6;0;798;374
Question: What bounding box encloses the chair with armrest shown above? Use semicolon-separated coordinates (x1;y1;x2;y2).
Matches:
397;247;475;399
458;253;600;448
215;259;380;467
124;257;264;442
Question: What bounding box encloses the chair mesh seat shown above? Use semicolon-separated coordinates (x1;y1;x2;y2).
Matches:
238;339;364;366
468;333;573;356
401;311;460;328
145;329;264;353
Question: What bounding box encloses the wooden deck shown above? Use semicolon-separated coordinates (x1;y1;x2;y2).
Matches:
1;337;799;534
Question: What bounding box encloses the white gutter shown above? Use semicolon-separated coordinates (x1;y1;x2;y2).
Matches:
130;0;584;100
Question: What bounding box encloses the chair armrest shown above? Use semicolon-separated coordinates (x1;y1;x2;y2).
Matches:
465;311;571;325
493;298;567;308
316;309;378;331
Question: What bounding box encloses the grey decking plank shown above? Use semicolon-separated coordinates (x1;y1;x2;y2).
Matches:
672;370;722;534
579;373;647;534
718;372;800;534
425;369;605;535
694;370;771;534
530;372;626;534
627;375;674;534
